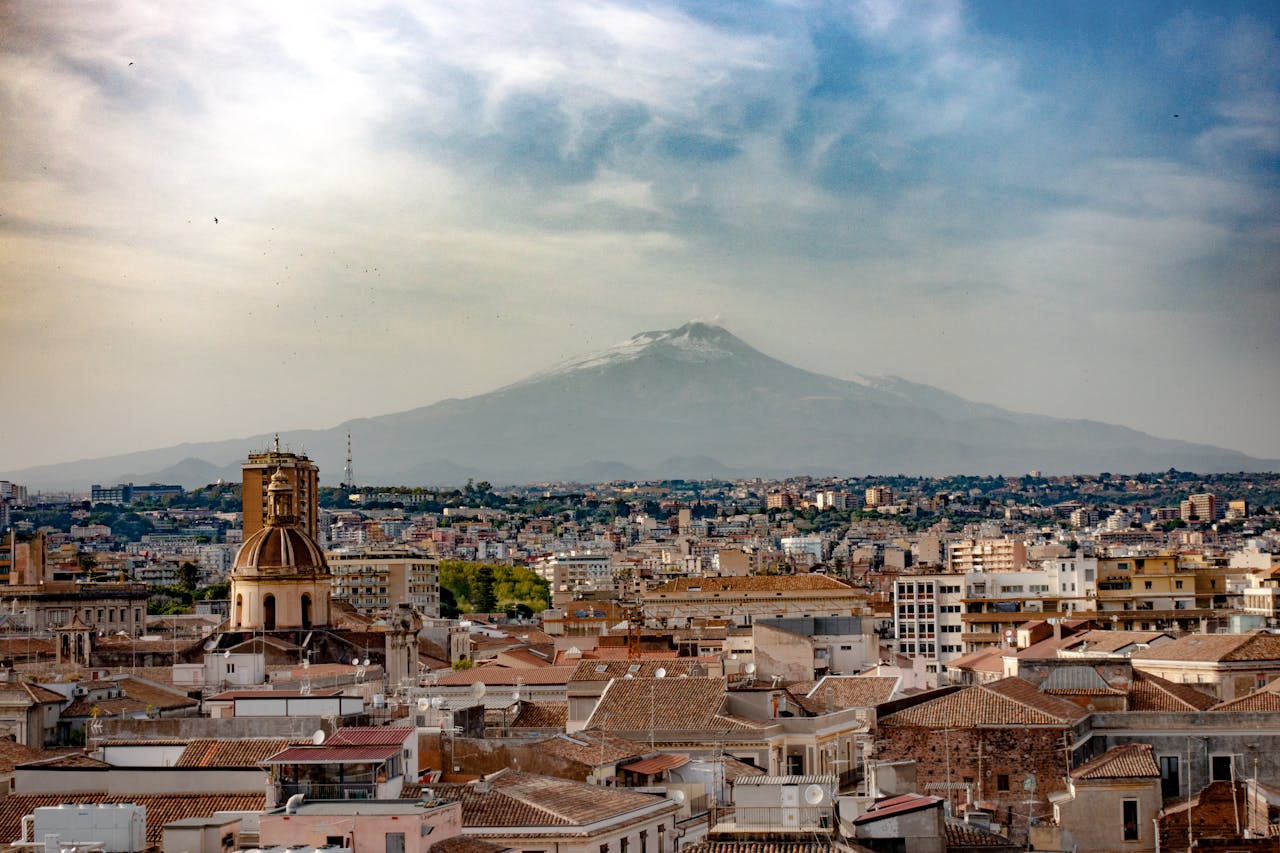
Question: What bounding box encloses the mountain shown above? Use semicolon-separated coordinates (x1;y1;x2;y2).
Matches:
6;322;1275;489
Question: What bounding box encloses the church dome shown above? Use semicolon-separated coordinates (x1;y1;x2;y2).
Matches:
233;524;328;573
232;468;328;575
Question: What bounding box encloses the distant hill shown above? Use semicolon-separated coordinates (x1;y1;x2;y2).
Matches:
6;322;1275;490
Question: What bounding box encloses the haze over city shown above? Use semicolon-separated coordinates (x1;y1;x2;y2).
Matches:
2;0;1278;473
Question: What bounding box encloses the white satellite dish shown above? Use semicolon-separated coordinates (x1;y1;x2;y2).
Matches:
654;668;667;679
512;689;521;703
744;662;757;675
223;650;231;659
312;730;326;745
471;681;487;700
668;789;685;804
422;788;436;802
430;696;445;710
416;697;430;712
804;784;825;805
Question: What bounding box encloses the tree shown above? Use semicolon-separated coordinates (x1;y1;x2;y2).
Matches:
472;565;497;613
178;561;200;591
440;587;460;619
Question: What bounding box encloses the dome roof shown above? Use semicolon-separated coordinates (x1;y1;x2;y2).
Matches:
234;524;328;574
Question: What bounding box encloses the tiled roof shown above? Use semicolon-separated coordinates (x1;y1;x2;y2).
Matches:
510;702;568;729
262;745;400;764
175;738;297;767
945;648;1006;673
569;659;709;683
679;843;832;853
206;689;342;700
1209;677;1280;712
585;677;762;732
533;731;645;767
1071;630;1170;654
433;769;672;828
1131;631;1280;663
327;726;414;746
114;676;197;710
434;666;575;687
22;753;110;768
0;792;265;849
1038;666;1125;695
620;754;688;775
0;740;76;773
1072;743;1160;780
945;820;1021;847
647;575;855;593
428;837;511;853
879;677;1087;727
722;756;767;782
1128;671;1217;711
804;676;899;709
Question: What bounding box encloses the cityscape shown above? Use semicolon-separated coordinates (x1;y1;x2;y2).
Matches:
3;2;1279;853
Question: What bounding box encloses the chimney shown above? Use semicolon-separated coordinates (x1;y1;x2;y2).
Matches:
1053;619;1062;641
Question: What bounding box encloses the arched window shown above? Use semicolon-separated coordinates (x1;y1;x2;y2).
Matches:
235;595;243;628
301;593;312;630
263;594;276;631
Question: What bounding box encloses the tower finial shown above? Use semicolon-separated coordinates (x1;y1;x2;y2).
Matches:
274;432;280;453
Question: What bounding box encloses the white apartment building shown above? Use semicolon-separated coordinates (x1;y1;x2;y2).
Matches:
532;550;613;594
327;546;440;617
780;535;823;567
893;573;966;674
1039;554;1098;613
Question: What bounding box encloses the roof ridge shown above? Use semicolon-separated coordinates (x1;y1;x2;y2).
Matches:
978;680;1066;724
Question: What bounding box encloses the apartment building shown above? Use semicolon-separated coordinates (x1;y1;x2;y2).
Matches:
947;537;1027;573
893;572;966;673
532;550;613;594
327;546;440;617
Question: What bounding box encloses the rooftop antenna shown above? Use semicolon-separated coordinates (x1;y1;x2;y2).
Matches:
273;433;280;453
343;430;355;490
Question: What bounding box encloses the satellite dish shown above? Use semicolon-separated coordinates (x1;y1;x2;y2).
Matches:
416;697;430;712
655;668;667;679
744;663;756;675
422;788;436;802
471;681;487;700
804;784;825;805
311;730;326;745
430;696;445;710
512;690;521;703
668;789;686;804
223;650;231;659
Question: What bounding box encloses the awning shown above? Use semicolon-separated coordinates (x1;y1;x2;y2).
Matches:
620;754;689;775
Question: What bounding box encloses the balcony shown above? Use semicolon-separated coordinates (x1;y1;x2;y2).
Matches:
279;781;377;800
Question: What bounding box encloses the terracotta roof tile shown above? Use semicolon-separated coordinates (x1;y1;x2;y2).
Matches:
804;676;899;710
1209;677;1280;712
532;731;645;767
879;677;1087;727
1128;671;1218;711
946;821;1021;847
510;702;568;730
433;769;673;828
0;792;265;848
585;677;762;732
1072;743;1160;780
174;738;297;767
569;659;710;683
326;726;415;746
1131;631;1280;663
679;843;832;853
0;740;76;773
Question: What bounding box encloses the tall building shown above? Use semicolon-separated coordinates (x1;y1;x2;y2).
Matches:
243;440;320;541
327;546;440;617
230;468;332;631
864;486;893;508
1180;493;1217;524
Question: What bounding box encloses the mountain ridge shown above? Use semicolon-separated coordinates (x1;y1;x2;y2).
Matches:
5;322;1275;489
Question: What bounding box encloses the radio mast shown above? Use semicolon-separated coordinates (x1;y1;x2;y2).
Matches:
343;430;354;490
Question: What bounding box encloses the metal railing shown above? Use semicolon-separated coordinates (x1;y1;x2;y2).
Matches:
279;781;377;800
709;805;834;832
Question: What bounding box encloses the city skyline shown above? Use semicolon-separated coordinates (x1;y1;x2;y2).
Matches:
2;0;1279;472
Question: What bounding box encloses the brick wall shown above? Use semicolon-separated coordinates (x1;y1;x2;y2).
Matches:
1159;781;1251;852
876;724;1072;836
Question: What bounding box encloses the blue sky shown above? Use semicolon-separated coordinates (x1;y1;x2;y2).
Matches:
1;0;1277;472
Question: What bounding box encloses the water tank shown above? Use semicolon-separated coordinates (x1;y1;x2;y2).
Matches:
33;804;146;853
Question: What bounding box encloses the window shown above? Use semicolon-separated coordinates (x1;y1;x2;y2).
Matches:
1144;581;1152;590
1211;755;1236;782
1122;800;1139;841
996;774;1010;792
1175;580;1184;589
1159;755;1179;799
640;831;648;853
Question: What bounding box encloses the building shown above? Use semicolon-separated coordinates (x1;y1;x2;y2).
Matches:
1045;744;1162;853
1180;493;1218;524
243;442;320;541
531;551;612;595
257;798;462;853
893;573;966;671
1128;631;1280;701
229;468;332;631
328;546;440;617
865;487;893;508
947;538;1027;573
640;575;868;628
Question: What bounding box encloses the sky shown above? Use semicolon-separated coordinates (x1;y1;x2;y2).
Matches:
1;0;1278;473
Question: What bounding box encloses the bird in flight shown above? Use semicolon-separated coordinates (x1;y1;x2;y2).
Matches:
214;217;219;224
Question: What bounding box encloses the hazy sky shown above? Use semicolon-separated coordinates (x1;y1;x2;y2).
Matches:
2;0;1278;473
